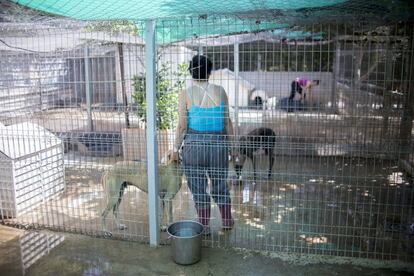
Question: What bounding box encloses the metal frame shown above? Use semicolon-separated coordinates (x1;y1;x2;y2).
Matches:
145;19;159;246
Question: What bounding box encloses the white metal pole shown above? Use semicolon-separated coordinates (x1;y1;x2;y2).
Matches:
331;41;340;113
84;47;93;131
234;42;239;137
145;19;159;246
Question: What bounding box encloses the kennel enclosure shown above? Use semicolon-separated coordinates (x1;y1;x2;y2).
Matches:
0;0;414;267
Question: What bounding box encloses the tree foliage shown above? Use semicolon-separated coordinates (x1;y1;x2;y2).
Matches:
84;20;139;36
132;62;187;130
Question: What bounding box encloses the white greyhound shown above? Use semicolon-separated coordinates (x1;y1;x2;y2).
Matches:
101;159;182;236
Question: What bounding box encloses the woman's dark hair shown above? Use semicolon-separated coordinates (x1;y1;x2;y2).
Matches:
189;55;212;80
313;80;320;85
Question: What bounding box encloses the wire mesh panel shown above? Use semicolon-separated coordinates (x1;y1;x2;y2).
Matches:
0;1;413;264
156;19;413;262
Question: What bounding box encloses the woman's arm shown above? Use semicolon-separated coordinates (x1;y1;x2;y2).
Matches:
174;90;187;153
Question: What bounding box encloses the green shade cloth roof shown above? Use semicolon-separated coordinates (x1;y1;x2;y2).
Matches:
10;0;414;44
10;0;348;44
154;18;287;44
12;0;345;21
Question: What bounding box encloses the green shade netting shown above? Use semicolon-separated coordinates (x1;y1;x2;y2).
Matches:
271;30;323;40
154;18;288;44
153;19;323;44
11;0;414;43
12;0;343;43
12;0;345;21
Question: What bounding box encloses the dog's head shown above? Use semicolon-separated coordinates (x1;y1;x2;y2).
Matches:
159;164;183;200
161;150;179;166
158;150;183;200
232;151;246;178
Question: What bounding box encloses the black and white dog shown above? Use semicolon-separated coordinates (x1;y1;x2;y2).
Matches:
233;127;276;183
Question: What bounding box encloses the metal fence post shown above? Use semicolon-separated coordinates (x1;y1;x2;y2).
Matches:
399;27;414;160
145;19;159;246
234;42;239;137
84;46;93;131
331;39;340;113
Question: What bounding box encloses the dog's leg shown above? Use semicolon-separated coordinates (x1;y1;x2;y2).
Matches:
160;199;166;232
102;192;120;237
159;198;173;232
113;182;127;230
167;199;173;225
101;174;121;237
252;157;257;185
101;205;112;237
268;151;274;179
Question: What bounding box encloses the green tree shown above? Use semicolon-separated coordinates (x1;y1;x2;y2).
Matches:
132;62;187;130
84;20;139;36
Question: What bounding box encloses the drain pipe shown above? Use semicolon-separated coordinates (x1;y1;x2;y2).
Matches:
145;19;159;246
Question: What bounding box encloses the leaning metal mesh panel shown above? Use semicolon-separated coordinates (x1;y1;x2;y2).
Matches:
0;6;413;266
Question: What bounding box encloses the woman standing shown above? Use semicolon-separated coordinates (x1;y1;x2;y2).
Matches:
171;55;234;234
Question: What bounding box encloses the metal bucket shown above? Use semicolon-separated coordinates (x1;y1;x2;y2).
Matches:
167;220;204;265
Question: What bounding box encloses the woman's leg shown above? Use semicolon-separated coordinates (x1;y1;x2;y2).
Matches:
289;81;297;100
298;86;304;100
184;166;210;210
210;168;234;229
209;167;230;206
182;135;211;232
208;141;234;229
184;166;211;232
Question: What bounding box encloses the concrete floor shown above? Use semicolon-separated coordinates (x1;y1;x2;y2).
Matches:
9;155;414;260
0;226;412;276
2;111;413;263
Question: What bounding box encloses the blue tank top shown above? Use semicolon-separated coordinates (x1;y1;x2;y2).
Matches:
188;103;225;132
187;83;225;132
